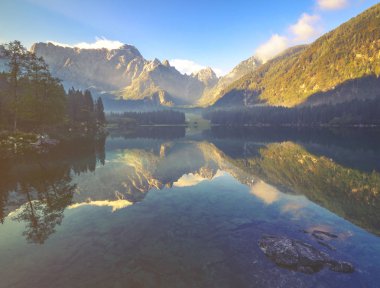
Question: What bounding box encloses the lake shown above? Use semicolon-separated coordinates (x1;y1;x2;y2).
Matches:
0;127;380;288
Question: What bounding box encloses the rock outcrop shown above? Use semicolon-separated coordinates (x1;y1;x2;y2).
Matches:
258;235;354;274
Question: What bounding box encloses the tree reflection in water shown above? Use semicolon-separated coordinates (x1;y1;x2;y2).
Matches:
12;178;75;244
0;135;106;243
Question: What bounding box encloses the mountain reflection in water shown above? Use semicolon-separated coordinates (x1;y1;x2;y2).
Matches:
0;127;380;288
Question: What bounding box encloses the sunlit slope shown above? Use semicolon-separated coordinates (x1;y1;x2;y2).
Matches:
216;4;380;107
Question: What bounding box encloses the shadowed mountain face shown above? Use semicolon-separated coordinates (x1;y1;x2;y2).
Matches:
214;3;380;108
301;75;380;106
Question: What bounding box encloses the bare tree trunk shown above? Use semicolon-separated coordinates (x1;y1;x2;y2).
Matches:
13;81;18;132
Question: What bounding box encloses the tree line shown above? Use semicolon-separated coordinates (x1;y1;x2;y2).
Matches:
204;97;380;127
67;88;106;128
0;40;105;133
108;110;186;128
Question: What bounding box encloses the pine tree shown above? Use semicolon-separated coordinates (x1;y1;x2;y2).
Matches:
95;97;106;125
2;41;29;130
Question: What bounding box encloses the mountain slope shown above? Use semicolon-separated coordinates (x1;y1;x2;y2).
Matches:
215;3;380;108
198;55;262;106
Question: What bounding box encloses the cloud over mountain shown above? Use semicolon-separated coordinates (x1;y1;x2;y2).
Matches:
47;37;124;50
254;1;329;62
170;59;223;76
289;13;321;41
255;34;289;63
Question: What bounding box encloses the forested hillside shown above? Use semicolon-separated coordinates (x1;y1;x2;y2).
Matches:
215;3;380;108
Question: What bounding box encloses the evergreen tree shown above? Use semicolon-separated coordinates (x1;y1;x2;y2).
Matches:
19;54;66;128
0;41;66;130
95;97;106;125
83;90;94;124
2;41;29;130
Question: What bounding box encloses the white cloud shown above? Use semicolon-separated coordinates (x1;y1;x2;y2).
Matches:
289;13;321;42
317;0;348;10
254;12;323;62
255;34;289;63
170;59;223;77
47;37;124;50
211;68;223;77
170;59;204;74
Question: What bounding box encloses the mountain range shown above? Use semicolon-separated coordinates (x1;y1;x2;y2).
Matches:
31;42;219;109
30;3;380;110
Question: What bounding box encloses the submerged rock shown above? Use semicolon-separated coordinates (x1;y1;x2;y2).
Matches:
258;235;354;274
312;230;338;240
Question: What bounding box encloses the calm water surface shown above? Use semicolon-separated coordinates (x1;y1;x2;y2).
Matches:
0;127;380;288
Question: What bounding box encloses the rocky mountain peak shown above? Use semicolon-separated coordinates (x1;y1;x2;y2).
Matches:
144;58;162;72
162;59;170;67
192;67;218;87
116;44;143;58
196;55;263;107
225;56;262;80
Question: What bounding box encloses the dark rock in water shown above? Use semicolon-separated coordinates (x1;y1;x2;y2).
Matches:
312;230;338;240
258;235;354;274
315;230;338;238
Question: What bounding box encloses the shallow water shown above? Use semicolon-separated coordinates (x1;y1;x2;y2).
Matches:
0;127;380;288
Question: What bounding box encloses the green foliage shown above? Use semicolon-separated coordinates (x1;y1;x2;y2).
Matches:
0;40;108;135
220;4;380;107
95;97;106;124
0;41;66;131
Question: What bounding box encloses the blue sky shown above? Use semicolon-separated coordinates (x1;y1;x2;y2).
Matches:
0;0;378;75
